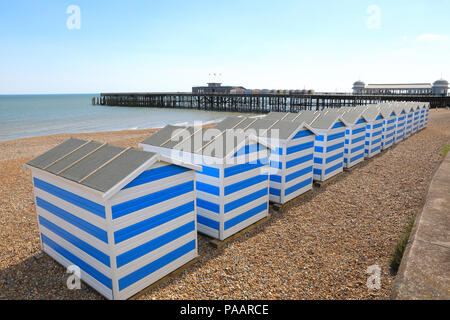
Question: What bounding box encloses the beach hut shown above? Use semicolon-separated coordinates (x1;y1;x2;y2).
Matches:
403;104;415;138
424;102;430;127
25;138;198;300
217;115;318;204
340;108;368;168
308;110;349;182
139;123;270;241
418;103;428;130
378;105;397;150
412;104;421;134
362;106;385;158
392;104;407;143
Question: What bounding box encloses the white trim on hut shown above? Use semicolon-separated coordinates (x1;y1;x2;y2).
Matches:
378;105;397;150
139;123;271;241
340;109;368;168
412;104;421;134
25;138;198;300
392;104;407;143
403;105;415;137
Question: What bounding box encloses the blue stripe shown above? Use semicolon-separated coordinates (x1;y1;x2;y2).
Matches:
376;115;383;120
116;221;195;268
224;158;268;178
371;145;381;153
352;127;365;135
326;142;344;153
356;118;366;124
33;178;105;219
285;177;312;196
286;153;314;169
314;157;323;164
41;234;112;289
269;188;281;196
197;215;219;230
118;239;196;291
112;181;194;219
293;130;314;139
122;165;190;190
387;119;396;124
373;123;383;129
314;146;324;153
373;138;382;145
372;130;382;137
285;166;313;183
315;135;325;142
350;152;364;163
196;181;220;196
273;147;283;155
270;160;282;170
198;166;220;178
225;188;268;213
234;144;265;157
224;174;268;196
325;162;343;175
327;131;345;141
114;201;195;244
351;144;365;154
38;215;110;267
270;175;282;183
224;202;267;230
196;198;220;214
352;135;365;144
332;121;344;129
326;152;343;164
36;197;108;243
286;141;314;155
313;168;322;176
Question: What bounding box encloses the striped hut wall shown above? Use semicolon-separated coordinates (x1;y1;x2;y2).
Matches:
343;118;366;168
412;108;420;134
195;163;222;239
425;107;429;127
313;122;346;182
419;108;425;130
282;129;315;203
31;170;114;300
394;111;406;143
381;112;396;150
364;116;384;159
107;161;197;300
405;110;414;137
222;147;269;240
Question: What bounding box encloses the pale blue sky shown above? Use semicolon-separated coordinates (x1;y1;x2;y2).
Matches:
0;0;449;94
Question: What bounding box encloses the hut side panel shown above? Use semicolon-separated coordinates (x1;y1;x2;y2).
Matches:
364;116;384;158
344;118;366;168
313;121;346;181
381;112;396;150
395;110;407;143
108;161;197;300
412;107;420;134
222;146;270;240
282;129;315;203
31;170;113;299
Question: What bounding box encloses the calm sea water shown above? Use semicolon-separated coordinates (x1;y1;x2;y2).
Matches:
0;94;248;142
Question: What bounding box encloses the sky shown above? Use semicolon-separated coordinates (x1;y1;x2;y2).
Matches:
0;0;449;94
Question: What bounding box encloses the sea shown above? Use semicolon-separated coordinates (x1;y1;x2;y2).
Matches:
0;94;249;142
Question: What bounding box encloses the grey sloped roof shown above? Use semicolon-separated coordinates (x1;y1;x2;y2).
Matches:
362;106;383;121
378;106;395;118
264;112;289;120
341;109;366;125
292;111;320;125
26;138;157;193
310;110;343;130
140;125;189;147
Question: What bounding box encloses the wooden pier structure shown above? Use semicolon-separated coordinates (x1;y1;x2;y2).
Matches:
93;92;450;113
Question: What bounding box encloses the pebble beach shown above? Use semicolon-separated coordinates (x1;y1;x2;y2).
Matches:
0;109;449;300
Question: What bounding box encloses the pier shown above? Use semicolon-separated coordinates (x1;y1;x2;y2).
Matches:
93;92;450;113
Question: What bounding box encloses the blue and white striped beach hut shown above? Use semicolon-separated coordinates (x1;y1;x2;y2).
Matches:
412;104;421;134
378;105;397;150
25;138;198;300
418;103;427;130
139;123;270;241
424;102;430;127
403;104;415;138
221;113;318;204
392;104;407;143
362;106;385;158
308;110;349;182
340;108;368;168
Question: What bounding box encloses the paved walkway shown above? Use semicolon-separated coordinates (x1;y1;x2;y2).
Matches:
391;153;450;299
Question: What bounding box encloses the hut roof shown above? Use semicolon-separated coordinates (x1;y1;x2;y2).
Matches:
26;138;159;194
310;110;347;130
362;106;384;121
